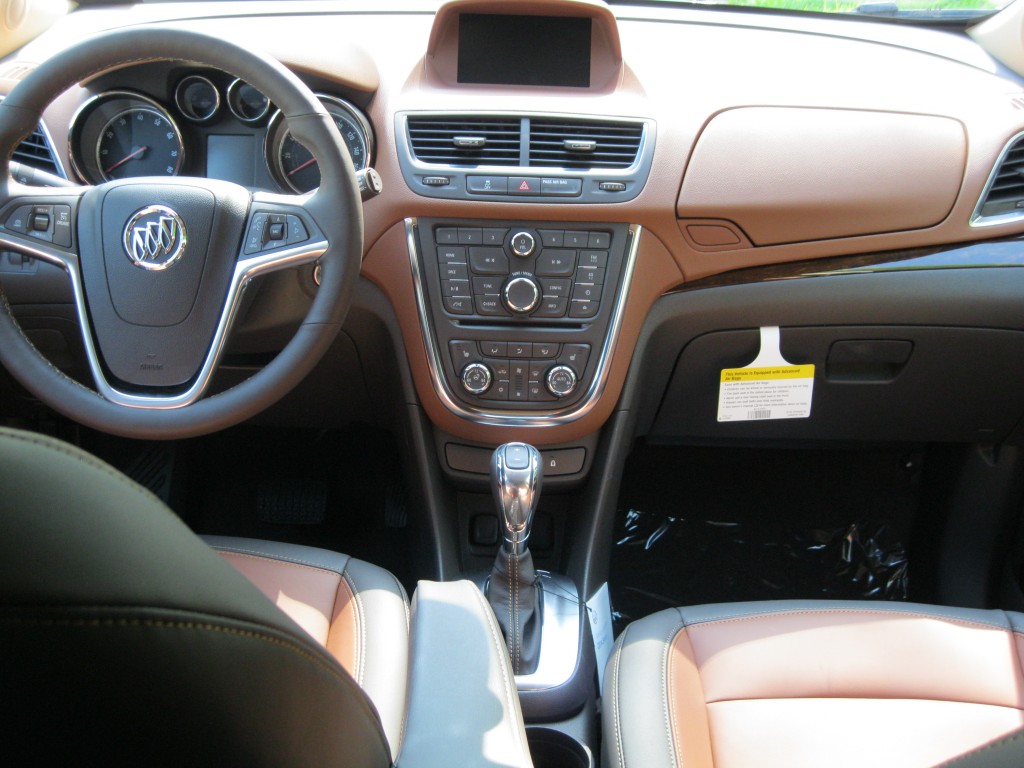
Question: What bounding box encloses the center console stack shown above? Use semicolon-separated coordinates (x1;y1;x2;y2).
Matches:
410;217;635;422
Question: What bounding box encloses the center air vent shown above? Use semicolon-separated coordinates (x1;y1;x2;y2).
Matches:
528;119;643;169
974;133;1024;225
407;117;521;167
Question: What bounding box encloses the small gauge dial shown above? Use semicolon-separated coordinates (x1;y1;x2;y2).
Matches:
174;75;220;123
70;92;186;185
267;95;373;194
227;79;271;124
96;107;184;181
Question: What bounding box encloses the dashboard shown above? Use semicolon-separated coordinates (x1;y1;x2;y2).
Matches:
4;0;1024;454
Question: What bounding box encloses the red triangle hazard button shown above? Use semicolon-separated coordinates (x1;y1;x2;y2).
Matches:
518;180;531;191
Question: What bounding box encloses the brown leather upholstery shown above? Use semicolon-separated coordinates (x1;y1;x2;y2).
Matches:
203;536;410;761
604;601;1024;768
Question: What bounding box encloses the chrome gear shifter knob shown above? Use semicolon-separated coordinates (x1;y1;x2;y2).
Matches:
490;442;542;555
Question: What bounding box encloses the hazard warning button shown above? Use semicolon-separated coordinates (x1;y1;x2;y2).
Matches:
508;176;541;196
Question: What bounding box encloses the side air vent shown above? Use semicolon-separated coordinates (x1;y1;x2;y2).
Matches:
975;134;1024;224
12;125;60;177
528;119;643;169
407;117;521;166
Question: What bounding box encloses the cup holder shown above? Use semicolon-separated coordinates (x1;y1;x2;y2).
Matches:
526;726;593;768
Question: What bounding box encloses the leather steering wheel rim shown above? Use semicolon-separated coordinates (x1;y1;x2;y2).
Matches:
0;26;363;439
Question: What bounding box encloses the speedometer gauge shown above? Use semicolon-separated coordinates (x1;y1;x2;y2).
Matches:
70;91;185;185
96;107;184;181
266;95;373;193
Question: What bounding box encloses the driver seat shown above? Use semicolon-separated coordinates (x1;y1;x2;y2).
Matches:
0;427;408;766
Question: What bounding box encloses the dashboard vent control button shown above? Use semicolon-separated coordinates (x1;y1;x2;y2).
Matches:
598;181;627;192
422;176;451;187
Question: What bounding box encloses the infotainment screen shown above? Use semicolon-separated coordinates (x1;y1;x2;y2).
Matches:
457;14;592;88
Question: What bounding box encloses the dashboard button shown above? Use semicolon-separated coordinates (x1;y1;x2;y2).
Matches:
546;365;578;397
444;296;473;315
541;448;586;475
560;344;591;371
535;250;576;277
441;263;469;280
541;177;582;196
564;231;589;247
442;279;470;297
480;341;507;357
489;359;511;379
435;227;459;244
538;230;564;247
461;362;492;395
457;227;482;244
481;380;510;401
438;245;467;263
481;228;508;245
472;276;502;294
508;176;541;195
449;340;477;367
528;380;557;401
510;231;536;257
571;283;601;301
532;342;559;359
469;247;508;274
576;265;605;284
579;250;608;268
475;295;507;315
569;299;599;318
540;278;570;298
534;297;567;317
508;342;531;358
502;276;541;314
467;175;508;194
422;176;451;187
588;232;610;249
528;360;547;381
598;181;627;192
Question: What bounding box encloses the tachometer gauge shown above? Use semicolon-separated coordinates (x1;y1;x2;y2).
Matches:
267;95;373;194
69;91;185;185
96;107;184;181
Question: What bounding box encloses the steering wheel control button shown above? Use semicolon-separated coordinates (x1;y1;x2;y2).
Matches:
4;205;32;233
285;215;308;245
510;231;536;257
53;206;73;247
461;362;492;395
245;212;269;254
123;205;187;271
469;247;508;274
502;276;541;314
535;250;576;276
31;211;51;232
546;365;578;398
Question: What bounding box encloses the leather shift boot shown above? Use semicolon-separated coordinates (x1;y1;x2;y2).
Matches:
488;548;542;676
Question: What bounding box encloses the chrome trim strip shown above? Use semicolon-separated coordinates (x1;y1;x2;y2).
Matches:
404;217;641;428
971;129;1024;228
0;229;326;409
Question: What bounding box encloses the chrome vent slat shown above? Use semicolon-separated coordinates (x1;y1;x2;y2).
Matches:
528;119;643;169
11;125;60;177
977;134;1024;220
408;117;522;167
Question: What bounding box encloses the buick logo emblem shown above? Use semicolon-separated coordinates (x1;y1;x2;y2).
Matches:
122;205;187;270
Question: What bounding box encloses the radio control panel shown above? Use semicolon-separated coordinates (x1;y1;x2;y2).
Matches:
415;218;632;411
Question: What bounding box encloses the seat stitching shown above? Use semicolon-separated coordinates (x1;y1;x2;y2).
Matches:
468;581;530;762
687;607;1015;633
0;614;347;683
211;547;346;575
342;572;366;686
611;624;630;768
1;430;165;507
663;622;687;768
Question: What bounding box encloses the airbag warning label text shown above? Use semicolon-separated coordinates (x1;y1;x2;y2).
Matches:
717;365;815;422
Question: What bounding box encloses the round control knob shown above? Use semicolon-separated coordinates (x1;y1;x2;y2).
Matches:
502;276;541;314
510;231;536;258
546;365;578;398
461;362;492;395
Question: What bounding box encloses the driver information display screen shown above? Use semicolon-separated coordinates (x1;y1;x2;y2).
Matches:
457;14;592;88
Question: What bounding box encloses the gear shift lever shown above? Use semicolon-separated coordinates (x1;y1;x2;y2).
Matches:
491;443;542;555
488;442;543;675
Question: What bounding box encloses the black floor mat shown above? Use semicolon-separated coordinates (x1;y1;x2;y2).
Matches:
610;443;923;630
175;424;413;592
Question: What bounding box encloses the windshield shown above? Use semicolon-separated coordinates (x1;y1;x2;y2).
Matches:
619;0;1009;20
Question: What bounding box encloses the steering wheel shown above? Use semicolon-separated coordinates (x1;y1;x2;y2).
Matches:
0;27;363;439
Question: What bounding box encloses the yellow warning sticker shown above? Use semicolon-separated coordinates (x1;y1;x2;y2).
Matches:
717;364;815;422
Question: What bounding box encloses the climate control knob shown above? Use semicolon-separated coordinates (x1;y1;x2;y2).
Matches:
545;365;578;398
461;362;492;395
510;231;536;257
502;276;541;314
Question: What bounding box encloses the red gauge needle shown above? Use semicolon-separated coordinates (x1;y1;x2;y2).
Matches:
105;146;148;174
287;157;317;177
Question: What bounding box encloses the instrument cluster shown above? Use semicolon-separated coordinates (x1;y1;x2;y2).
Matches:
69;71;373;193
